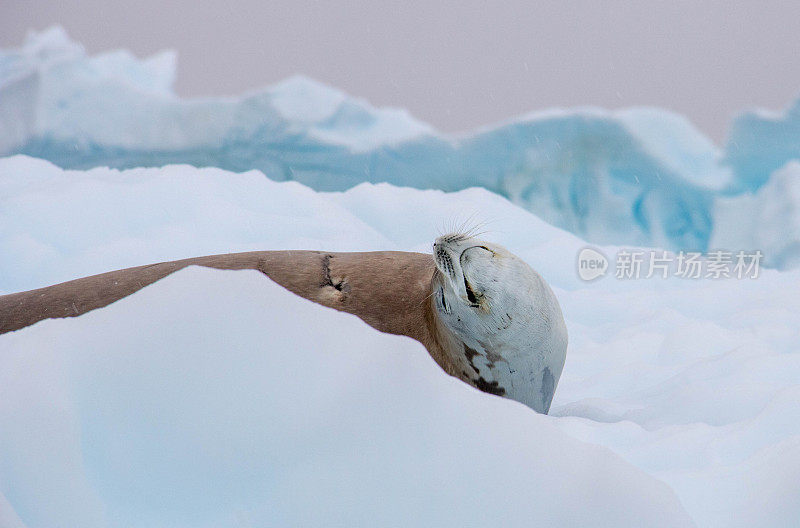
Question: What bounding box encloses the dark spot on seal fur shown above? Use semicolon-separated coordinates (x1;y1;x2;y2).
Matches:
485;349;503;365
475;377;506;396
320;255;336;288
497;313;513;330
463;343;480;374
540;367;555;414
320;254;349;297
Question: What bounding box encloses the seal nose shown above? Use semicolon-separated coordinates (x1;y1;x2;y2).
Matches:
433;235;451;250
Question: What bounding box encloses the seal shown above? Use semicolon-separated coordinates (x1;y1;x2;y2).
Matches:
0;235;567;413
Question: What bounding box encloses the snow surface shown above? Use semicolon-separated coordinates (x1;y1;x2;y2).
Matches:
0;267;693;528
7;27;800;266
2;156;800;526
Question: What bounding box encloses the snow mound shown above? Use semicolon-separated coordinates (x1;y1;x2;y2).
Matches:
0;155;583;294
0;266;694;528
2;157;800;526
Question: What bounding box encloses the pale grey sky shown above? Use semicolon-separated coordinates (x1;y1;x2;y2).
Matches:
2;1;799;142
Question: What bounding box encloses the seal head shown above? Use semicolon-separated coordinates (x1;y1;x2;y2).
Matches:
431;233;568;413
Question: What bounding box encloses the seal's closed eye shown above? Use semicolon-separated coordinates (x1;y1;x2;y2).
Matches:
464;276;479;305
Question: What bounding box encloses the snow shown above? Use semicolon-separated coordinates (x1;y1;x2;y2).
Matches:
0;156;581;295
10;27;800;265
2;156;800;526
0;266;693;528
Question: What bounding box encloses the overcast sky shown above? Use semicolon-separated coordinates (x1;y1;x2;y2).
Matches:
2;1;799;142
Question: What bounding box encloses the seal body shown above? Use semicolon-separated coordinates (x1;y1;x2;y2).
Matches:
0;240;567;413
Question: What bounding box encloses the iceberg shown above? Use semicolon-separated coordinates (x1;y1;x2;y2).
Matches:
711;161;800;269
1;28;799;268
1;27;742;255
726;99;800;192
